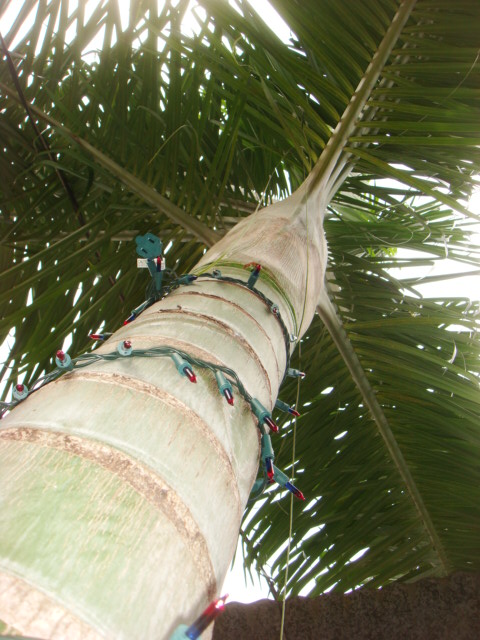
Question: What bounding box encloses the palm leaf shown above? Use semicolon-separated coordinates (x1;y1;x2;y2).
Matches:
1;0;479;596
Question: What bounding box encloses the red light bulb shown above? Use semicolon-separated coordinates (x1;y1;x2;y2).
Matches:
185;595;228;638
244;262;261;273
56;350;65;362
184;366;197;383
223;388;234;405
285;481;305;501
264;416;278;433
13;382;29;401
89;333;111;341
265;457;274;481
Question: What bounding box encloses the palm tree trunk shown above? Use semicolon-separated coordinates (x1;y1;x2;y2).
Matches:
0;183;326;639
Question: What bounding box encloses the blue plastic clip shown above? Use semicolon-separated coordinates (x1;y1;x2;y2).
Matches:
136;233;164;293
135;233;163;259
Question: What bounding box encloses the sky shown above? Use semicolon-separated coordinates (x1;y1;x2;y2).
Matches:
1;0;479;606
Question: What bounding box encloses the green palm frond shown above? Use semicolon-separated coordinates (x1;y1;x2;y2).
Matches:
1;0;479;595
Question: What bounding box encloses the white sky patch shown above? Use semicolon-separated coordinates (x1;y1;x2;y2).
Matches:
322;580;338;594
222;537;271;603
72;283;83;306
245;0;292;43
62;331;74;353
0;0;293;52
389;248;480;301
384;186;480;303
0;0;213;60
298;558;321;596
348;547;370;563
0;2;35;49
302;524;325;542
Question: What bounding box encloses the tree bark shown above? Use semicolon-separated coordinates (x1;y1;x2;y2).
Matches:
0;182;327;639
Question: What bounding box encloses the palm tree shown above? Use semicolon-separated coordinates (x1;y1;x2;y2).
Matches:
1;0;479;637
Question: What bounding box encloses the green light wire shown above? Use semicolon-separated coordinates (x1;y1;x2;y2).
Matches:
176;271;294;371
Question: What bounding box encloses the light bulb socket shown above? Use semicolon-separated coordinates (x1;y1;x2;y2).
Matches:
245;263;261;289
250;398;273;430
286;367;305;379
215;371;234;405
117;340;133;356
55;351;73;370
275;398;300;417
13;383;29;401
171;352;196;382
260;433;274;461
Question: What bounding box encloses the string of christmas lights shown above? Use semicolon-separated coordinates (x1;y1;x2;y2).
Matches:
1;233;307;636
172;267;295;371
2;343;305;503
2;233;306;499
119;234;296;371
3;340;300;461
123;267;294;371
